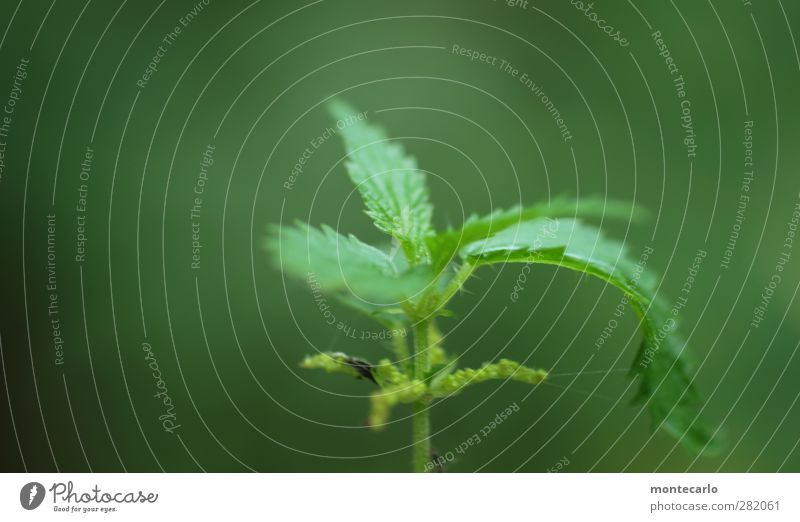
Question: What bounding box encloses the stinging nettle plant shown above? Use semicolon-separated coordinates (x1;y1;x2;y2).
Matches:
267;100;720;472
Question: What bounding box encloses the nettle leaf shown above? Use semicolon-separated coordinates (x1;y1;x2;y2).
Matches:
634;315;719;453
460;218;719;454
266;222;430;304
427;195;641;272
327;100;433;263
334;295;409;327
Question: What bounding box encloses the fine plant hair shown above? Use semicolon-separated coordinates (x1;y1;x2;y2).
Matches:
266;100;720;472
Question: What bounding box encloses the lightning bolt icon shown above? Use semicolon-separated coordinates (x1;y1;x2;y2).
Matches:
28;484;37;506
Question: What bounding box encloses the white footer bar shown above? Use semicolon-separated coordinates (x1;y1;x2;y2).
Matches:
1;473;797;521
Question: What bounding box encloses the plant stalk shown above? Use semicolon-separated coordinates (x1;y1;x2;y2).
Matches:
411;320;430;472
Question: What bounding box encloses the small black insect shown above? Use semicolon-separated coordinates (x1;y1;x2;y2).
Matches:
430;449;446;473
344;357;377;384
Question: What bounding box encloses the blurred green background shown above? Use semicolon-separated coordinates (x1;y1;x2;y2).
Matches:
1;0;799;472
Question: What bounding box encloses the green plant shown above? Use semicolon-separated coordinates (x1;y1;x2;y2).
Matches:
266;100;719;472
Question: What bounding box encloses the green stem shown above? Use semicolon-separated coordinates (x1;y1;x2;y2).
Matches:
411;320;430;472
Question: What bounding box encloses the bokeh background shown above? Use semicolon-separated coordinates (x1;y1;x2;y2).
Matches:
1;0;799;472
